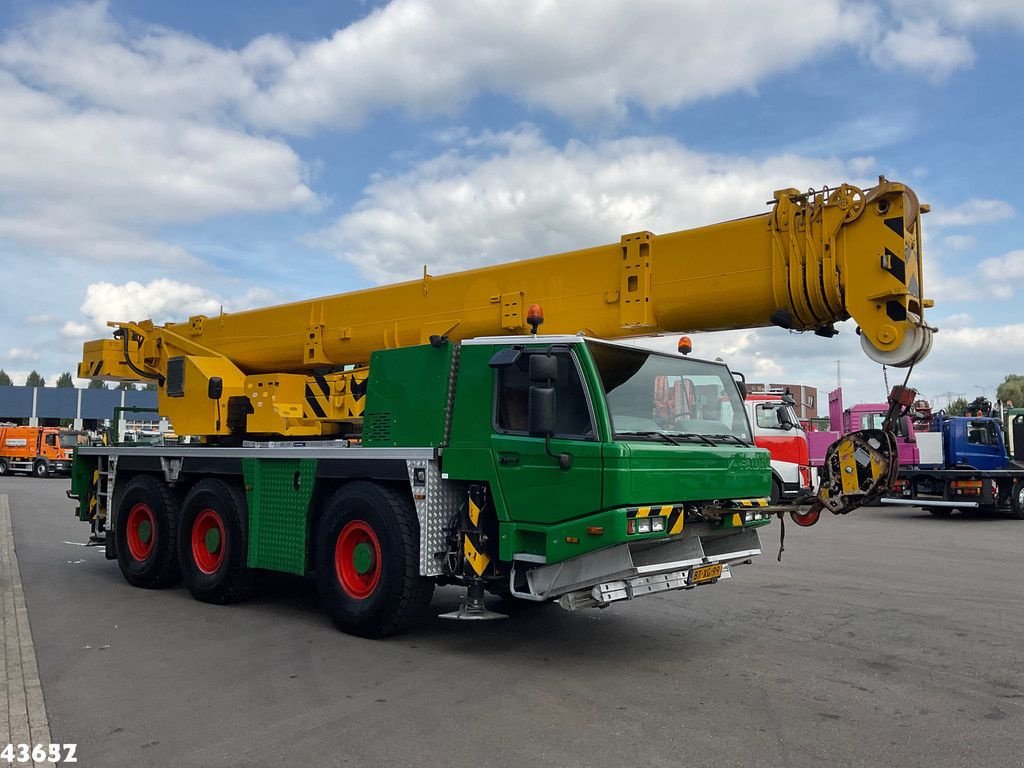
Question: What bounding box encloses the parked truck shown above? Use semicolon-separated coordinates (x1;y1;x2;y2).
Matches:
809;387;922;473
884;409;1024;518
0;425;79;477
69;178;933;636
745;393;812;502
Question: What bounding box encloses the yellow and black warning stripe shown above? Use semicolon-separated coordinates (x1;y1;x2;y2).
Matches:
625;504;684;535
733;498;769;508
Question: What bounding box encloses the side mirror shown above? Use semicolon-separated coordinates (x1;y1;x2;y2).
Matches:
529;386;556;436
208;377;223;400
733;371;747;399
529;354;558;383
901;414;914;440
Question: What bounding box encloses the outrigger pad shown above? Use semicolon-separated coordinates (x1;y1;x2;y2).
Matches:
817;429;898;515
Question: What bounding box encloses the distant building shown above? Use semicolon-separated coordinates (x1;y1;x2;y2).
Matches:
746;382;818;419
0;385;157;430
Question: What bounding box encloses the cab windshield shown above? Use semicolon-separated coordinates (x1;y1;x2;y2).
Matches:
588;341;751;444
58;433;81;448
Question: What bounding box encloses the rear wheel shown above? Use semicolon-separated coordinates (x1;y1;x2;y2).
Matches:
0;459;8;476
32;460;48;478
178;479;256;604
1009;481;1024;520
114;475;181;588
315;482;434;638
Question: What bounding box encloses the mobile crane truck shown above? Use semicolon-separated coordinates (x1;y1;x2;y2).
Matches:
69;178;933;637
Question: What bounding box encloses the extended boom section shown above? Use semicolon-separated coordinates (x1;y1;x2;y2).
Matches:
80;177;931;439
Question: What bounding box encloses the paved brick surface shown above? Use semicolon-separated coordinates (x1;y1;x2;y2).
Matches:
1;494;51;766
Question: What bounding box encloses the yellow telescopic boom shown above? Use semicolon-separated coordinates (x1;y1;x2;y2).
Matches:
80;177;932;437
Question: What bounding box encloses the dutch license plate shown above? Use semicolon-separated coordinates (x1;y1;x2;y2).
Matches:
689;563;723;585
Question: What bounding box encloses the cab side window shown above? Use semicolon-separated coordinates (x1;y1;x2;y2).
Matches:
495;352;594;438
755;404;784;430
45;433;56;446
967;421;997;446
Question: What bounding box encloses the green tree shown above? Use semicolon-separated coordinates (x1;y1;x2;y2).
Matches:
24;370;45;387
0;369;11;386
87;379;107;389
947;397;968;416
55;372;75;388
996;374;1024;408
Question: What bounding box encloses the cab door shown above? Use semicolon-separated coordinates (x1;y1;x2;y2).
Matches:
490;348;604;525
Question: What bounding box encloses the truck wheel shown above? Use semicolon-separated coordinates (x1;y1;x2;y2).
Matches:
33;460;48;478
0;459;7;476
925;507;952;517
315;482;434;638
178;479;256;604
114;475;181;589
770;478;782;504
1009;481;1024;520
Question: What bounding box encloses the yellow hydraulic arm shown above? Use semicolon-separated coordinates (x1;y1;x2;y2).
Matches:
80;177;933;437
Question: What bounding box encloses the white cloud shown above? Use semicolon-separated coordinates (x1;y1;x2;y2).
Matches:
78;279;282;330
242;0;876;131
25;314;54;324
943;234;975;251
979;251;1024;298
0;10;317;265
4;347;40;362
930;198;1015;228
870;19;974;81
313;127;855;282
59;321;92;338
4;0;1007;138
895;0;1024;29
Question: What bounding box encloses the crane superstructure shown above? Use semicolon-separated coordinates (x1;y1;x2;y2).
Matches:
70;177;933;636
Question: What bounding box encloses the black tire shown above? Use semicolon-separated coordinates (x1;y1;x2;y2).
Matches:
33;460;48;478
769;478;782;504
114;474;182;588
178;479;257;604
925;507;952;517
1009;481;1024;520
0;459;8;476
315;482;434;638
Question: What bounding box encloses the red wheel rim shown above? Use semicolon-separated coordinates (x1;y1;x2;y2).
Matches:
334;520;382;599
791;507;822;527
191;509;226;574
126;503;156;561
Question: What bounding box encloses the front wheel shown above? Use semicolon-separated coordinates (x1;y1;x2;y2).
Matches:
32;460;48;478
315;482;434;638
0;459;8;476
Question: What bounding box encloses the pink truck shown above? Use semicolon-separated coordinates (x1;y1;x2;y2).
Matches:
808;388;922;472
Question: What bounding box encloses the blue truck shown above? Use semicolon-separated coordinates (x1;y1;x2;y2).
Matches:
884;410;1024;518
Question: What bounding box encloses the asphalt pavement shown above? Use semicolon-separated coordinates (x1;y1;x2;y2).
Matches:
3;474;1022;768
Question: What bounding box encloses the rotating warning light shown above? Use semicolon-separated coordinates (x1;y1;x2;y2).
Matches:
527;304;545;335
677;336;692;355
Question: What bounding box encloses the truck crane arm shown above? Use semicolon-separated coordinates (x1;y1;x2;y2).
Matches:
80;176;932;443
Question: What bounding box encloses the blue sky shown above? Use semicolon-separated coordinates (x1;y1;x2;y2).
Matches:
0;0;1021;410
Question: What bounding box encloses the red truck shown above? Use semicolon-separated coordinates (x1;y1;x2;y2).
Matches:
0;425;78;477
